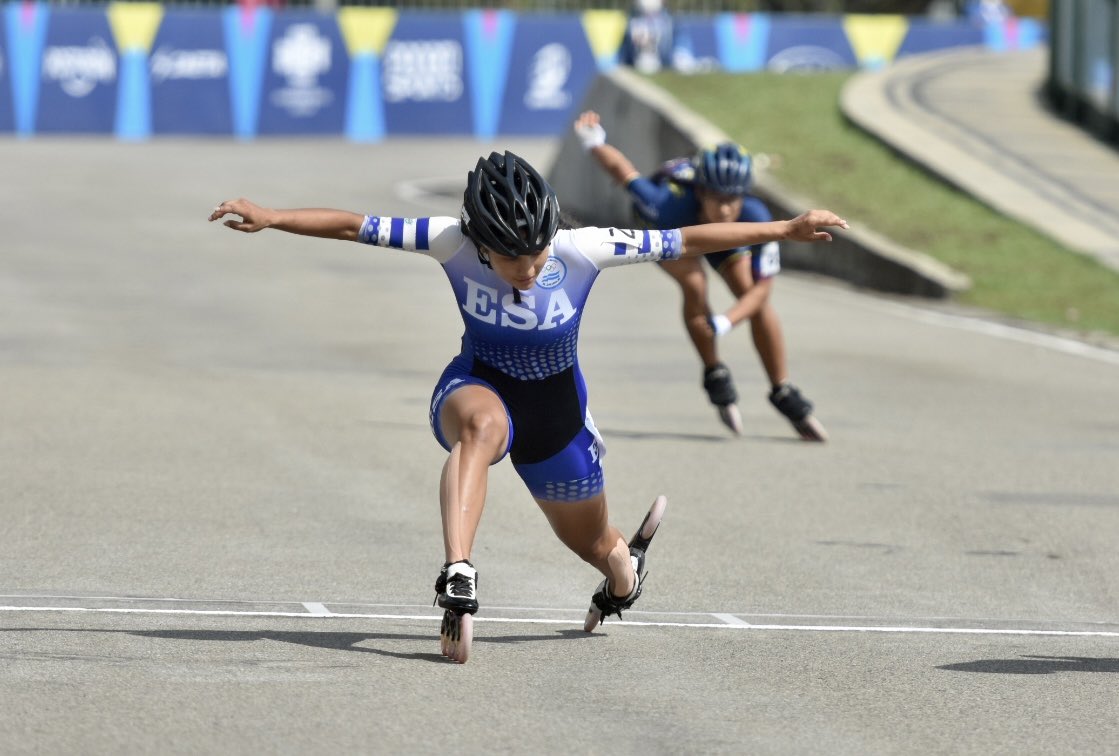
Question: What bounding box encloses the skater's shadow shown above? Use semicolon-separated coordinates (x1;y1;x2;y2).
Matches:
938;656;1119;675
0;627;595;664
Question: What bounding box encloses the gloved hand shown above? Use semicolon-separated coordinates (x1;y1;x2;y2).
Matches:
574;119;606;152
708;314;732;337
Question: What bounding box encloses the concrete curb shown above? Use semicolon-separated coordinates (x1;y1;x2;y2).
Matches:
547;65;970;299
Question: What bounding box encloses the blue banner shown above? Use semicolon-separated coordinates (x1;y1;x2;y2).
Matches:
765;16;855;71
382;12;471;135
37;7;117;133
150;9;231;135
257;12;347;135
497;15;596;136
898;18;984;57
673;14;722;73
0;8;13;132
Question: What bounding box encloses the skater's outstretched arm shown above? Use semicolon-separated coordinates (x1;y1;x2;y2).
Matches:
574;111;641;186
680;210;847;257
210;199;364;240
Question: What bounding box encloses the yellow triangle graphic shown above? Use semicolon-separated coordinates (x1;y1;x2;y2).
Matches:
108;2;164;54
843;14;908;69
581;10;627;61
338;7;398;58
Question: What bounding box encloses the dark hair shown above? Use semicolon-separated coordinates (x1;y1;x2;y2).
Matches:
461;151;560;258
694;142;752;196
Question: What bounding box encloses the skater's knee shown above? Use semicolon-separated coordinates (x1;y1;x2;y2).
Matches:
456;410;507;452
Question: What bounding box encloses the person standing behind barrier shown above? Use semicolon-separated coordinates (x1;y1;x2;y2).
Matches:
573;110;828;442
209;151;847;662
620;0;675;74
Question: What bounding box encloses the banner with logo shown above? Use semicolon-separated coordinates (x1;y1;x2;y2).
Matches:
381;12;472;135
497;15;597;136
36;7;118;133
257;12;347;135
764;16;856;72
0;9;13;132
149;8;231;135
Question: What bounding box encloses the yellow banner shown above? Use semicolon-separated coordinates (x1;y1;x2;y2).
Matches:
338;7;398;58
581;10;627;61
843;15;908;69
108;2;164;55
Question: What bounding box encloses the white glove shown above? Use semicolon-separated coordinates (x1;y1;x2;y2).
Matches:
708;314;732;337
575;121;606;152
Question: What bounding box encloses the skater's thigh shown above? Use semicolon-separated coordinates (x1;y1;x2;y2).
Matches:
658;258;708;300
717;253;757;297
535;493;610;547
436;383;513;463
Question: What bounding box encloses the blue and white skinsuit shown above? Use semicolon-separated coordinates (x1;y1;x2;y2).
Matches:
358;215;683;504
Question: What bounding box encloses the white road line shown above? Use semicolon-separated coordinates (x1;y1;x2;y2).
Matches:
821;287;1119;366
302;603;332;616
2;605;1117;638
711;613;751;626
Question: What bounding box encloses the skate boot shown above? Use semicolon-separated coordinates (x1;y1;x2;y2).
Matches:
769;382;828;442
434;560;477;663
703;363;742;435
584;495;667;632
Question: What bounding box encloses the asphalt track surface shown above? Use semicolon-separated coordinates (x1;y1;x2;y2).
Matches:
2;138;1118;755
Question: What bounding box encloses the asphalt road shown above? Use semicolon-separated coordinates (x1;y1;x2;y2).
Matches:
1;138;1117;755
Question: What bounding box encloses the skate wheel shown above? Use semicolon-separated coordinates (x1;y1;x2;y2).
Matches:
440;610;473;663
583;606;602;633
638;495;668;541
795;415;828;442
717;404;743;435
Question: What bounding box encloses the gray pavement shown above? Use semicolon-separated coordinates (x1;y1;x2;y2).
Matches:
842;46;1119;273
1;138;1119;755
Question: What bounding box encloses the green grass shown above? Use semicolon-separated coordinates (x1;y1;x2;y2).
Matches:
652;71;1119;339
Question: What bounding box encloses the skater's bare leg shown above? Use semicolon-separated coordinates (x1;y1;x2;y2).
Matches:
659;258;719;368
536;494;635;598
718;259;788;387
438;386;509;563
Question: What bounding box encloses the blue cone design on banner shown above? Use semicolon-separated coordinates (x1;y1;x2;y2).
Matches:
464;9;513;140
151;9;232;135
6;2;48;135
223;5;271;139
0;8;13;132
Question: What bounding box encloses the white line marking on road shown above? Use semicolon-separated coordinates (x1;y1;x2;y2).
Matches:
3;605;1117;638
838;291;1119;366
711;613;751;626
302;603;331;616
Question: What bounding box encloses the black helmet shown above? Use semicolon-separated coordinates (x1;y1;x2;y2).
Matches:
694;142;752;196
461;151;560;258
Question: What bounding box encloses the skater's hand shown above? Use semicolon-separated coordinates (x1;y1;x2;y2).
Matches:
574;111;606;152
210;199;274;233
784;210;848;242
707;314;732;337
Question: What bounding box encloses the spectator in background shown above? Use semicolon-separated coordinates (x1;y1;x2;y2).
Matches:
620;0;675;74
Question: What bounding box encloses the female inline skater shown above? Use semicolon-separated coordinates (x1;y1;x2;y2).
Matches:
210;151;846;663
575;110;829;442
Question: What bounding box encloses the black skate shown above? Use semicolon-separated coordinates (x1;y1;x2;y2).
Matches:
583;495;667;632
703;363;742;435
434;560;477;663
769;382;828;442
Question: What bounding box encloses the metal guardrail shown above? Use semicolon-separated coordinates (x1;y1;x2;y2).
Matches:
1047;0;1119;145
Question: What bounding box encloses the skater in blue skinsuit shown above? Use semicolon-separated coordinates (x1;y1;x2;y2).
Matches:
575;110;829;442
210;152;846;661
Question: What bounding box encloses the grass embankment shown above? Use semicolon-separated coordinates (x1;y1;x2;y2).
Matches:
652;71;1119;339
